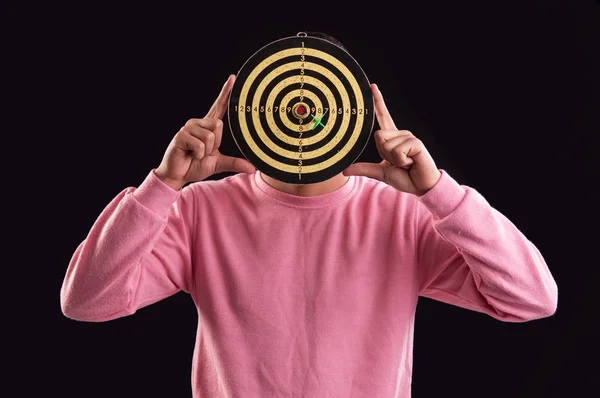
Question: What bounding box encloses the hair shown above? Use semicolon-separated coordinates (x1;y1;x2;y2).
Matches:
303;31;348;52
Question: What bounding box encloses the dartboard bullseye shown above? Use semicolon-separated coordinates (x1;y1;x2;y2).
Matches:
227;32;374;184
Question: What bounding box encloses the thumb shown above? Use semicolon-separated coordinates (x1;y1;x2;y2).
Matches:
343;162;385;181
215;154;256;174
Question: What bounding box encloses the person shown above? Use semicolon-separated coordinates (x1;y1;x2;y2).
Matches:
60;33;558;397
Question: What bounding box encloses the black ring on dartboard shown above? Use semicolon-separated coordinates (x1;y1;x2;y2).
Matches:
228;35;374;184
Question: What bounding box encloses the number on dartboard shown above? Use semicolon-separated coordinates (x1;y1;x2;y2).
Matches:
298;43;305;181
236;105;348;113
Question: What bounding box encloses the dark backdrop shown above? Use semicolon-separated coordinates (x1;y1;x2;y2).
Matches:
8;3;597;397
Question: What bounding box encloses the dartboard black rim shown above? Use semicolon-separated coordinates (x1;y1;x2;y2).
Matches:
228;34;374;184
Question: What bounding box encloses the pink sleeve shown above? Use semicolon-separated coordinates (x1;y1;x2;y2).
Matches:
415;170;558;322
60;169;195;322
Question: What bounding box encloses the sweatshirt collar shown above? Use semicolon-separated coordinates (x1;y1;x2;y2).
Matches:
253;170;356;208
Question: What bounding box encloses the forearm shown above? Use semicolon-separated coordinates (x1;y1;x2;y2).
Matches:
60;170;185;321
418;172;558;321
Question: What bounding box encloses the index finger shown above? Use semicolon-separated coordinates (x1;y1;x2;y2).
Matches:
205;74;236;119
371;84;397;130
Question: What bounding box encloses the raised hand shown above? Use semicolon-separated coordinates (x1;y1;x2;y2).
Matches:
155;75;256;190
343;84;441;196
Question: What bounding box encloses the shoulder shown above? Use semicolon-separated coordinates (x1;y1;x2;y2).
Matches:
186;172;255;202
352;175;417;207
348;176;421;228
349;176;423;242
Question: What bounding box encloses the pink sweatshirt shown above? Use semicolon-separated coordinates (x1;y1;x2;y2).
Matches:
60;168;557;397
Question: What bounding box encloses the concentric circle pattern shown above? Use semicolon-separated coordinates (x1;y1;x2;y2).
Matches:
228;36;374;184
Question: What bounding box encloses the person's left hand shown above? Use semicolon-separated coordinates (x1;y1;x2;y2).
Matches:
343;84;442;196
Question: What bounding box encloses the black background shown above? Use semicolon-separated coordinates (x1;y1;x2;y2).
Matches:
6;3;598;397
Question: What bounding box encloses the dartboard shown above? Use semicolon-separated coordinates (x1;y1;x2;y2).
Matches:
227;32;374;184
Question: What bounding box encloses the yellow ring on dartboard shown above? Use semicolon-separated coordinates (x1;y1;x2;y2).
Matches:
256;71;339;144
239;47;364;172
249;64;346;152
271;89;327;138
254;74;345;160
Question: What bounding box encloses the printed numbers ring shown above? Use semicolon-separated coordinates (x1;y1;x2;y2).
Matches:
227;33;374;184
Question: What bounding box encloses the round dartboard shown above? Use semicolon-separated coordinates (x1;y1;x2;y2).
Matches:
227;32;374;184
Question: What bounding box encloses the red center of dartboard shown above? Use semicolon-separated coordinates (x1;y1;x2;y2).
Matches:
297;105;306;115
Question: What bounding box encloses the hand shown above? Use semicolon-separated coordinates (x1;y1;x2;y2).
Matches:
155;75;256;190
343;84;442;196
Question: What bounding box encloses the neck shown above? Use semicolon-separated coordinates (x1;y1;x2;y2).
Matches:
260;172;349;196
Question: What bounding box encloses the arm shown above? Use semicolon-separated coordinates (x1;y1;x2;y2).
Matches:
415;170;558;322
60;169;195;322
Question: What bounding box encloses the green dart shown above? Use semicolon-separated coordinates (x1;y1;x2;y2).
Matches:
310;115;324;129
310;109;329;130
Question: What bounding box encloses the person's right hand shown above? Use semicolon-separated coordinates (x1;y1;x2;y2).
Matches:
155;74;256;190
